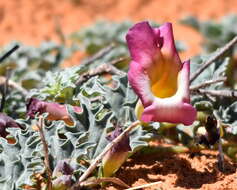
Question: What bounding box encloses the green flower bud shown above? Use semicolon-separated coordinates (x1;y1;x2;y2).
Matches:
101;127;131;177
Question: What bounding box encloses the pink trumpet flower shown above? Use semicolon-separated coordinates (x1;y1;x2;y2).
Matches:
126;22;196;125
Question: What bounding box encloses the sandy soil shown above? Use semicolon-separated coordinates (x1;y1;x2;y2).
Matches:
106;150;237;190
0;0;237;189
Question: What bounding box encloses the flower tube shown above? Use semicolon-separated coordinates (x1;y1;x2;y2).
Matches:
26;98;81;126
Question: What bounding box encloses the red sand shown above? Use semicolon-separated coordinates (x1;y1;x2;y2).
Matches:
106;150;237;190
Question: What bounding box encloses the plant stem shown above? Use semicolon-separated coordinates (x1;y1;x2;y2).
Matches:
0;76;28;95
139;145;191;155
193;89;237;98
76;60;126;85
0;44;19;63
80;177;129;188
37;116;52;190
190;77;227;91
216;118;225;172
0;68;10;112
70;120;140;190
54;16;65;45
82;43;115;65
108;56;129;65
190;36;237;83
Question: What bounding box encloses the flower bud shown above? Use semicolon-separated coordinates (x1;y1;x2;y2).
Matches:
101;127;131;177
52;160;74;190
0;113;22;138
26;98;81;126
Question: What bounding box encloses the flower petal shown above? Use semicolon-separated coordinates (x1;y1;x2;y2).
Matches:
148;23;182;98
128;60;154;106
141;60;196;125
126;21;158;68
158;22;181;64
26;98;46;118
141;98;196;125
176;60;191;103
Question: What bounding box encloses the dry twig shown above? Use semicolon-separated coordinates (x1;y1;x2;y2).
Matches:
54;16;66;44
80;177;130;188
108;56;129;65
0;44;21;110
70;120;140;190
82;43;116;65
190;36;237;83
193;89;237;98
0;44;19;63
37;116;52;190
190;77;227;91
76;57;127;85
0;76;28;96
0;69;10;112
217;119;225;172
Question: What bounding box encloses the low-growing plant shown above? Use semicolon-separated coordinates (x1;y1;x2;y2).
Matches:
0;19;237;190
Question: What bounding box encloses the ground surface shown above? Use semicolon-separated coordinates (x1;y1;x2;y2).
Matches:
106;150;237;190
0;0;237;189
